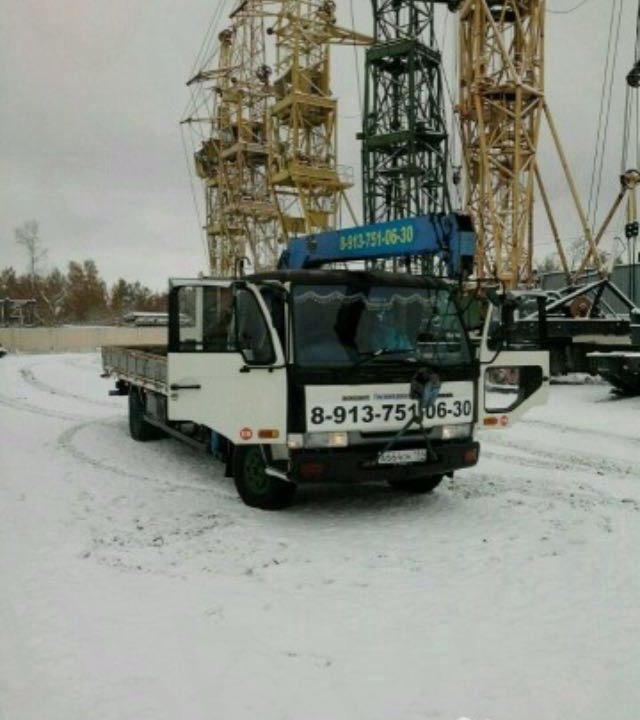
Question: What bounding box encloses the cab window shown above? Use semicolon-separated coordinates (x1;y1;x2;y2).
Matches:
202;286;235;352
234;289;275;365
172;285;235;352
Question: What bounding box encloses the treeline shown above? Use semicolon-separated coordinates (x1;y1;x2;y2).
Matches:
0;261;167;325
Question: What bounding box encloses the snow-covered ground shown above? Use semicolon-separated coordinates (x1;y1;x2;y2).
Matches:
1;353;639;720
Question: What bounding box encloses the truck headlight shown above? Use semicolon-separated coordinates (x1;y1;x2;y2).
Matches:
304;431;349;448
437;423;473;440
287;434;304;449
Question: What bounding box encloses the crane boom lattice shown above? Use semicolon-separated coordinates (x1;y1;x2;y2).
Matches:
458;0;545;288
269;1;370;237
191;2;282;276
361;1;452;229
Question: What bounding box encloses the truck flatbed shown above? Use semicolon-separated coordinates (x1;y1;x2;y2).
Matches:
102;345;168;393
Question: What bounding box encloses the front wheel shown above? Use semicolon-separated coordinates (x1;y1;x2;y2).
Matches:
234;445;296;510
388;474;443;494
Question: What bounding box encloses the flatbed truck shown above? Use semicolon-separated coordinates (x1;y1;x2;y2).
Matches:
103;266;549;509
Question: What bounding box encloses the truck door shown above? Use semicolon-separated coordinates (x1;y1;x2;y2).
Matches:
478;292;550;428
166;279;287;445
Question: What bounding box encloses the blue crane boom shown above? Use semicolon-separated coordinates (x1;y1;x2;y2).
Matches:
277;213;475;279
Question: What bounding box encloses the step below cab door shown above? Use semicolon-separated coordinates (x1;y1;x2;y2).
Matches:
166;278;287;445
478;291;550;429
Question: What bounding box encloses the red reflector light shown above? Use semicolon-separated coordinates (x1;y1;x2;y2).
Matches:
300;462;324;479
258;429;279;439
484;417;498;426
464;448;478;464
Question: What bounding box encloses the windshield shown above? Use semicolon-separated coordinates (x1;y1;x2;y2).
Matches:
292;283;471;368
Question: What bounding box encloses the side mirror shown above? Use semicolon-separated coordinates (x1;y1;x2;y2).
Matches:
484;365;543;412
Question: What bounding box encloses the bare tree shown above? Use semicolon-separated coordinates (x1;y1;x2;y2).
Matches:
535;253;562;274
15;221;47;294
567;236;609;275
38;268;67;325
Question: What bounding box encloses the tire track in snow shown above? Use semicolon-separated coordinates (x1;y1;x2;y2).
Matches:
0;358;104;420
486;433;639;479
56;419;237;500
0;391;95;421
454;468;637;518
520;417;640;445
56;417;242;577
19;365;114;409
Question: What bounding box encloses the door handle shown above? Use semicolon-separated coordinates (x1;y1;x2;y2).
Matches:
169;383;202;390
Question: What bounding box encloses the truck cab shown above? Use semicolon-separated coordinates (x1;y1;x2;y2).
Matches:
140;270;548;508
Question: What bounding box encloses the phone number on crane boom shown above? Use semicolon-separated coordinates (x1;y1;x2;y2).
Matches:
339;224;415;252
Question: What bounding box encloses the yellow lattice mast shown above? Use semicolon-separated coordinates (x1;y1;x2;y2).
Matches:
220;2;283;271
458;0;545;287
189;2;283;276
190;27;235;275
456;0;612;288
269;1;371;236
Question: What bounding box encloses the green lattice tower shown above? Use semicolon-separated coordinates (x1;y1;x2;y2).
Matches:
361;1;453;230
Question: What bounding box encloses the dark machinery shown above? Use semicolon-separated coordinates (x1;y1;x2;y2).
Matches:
525;278;637;375
588;308;640;394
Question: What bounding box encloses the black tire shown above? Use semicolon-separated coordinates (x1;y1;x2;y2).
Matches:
388;474;444;494
128;387;165;441
234;445;296;510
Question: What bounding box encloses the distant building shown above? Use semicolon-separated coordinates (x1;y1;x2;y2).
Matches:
121;311;191;327
121;311;169;327
0;298;37;326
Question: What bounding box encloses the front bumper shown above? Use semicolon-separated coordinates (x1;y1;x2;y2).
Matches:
289;439;480;484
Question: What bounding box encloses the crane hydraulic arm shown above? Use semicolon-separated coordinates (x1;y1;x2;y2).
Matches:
278;213;475;278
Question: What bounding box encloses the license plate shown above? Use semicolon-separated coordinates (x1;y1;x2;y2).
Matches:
377;448;427;465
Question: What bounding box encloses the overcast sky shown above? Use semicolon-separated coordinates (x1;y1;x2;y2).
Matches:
1;0;638;290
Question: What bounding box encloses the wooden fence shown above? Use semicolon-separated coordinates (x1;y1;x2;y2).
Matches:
0;326;166;353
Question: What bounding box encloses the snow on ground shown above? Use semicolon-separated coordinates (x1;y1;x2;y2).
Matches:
0;353;639;720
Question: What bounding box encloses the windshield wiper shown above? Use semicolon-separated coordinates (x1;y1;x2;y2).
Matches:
351;347;417;368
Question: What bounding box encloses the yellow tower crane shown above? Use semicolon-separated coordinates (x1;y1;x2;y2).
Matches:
188;1;283;276
456;0;608;288
190;27;237;276
185;0;370;274
268;0;371;237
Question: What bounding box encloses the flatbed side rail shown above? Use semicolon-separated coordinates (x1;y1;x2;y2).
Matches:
102;345;168;394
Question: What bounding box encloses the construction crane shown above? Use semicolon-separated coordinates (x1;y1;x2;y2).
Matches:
456;0;609;289
624;0;640;281
453;0;640;375
185;1;283;276
184;0;370;276
360;1;454;230
268;1;371;238
458;0;546;288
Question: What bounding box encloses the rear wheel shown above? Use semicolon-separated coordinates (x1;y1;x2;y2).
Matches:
234;445;296;510
128;387;165;441
388;474;443;494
